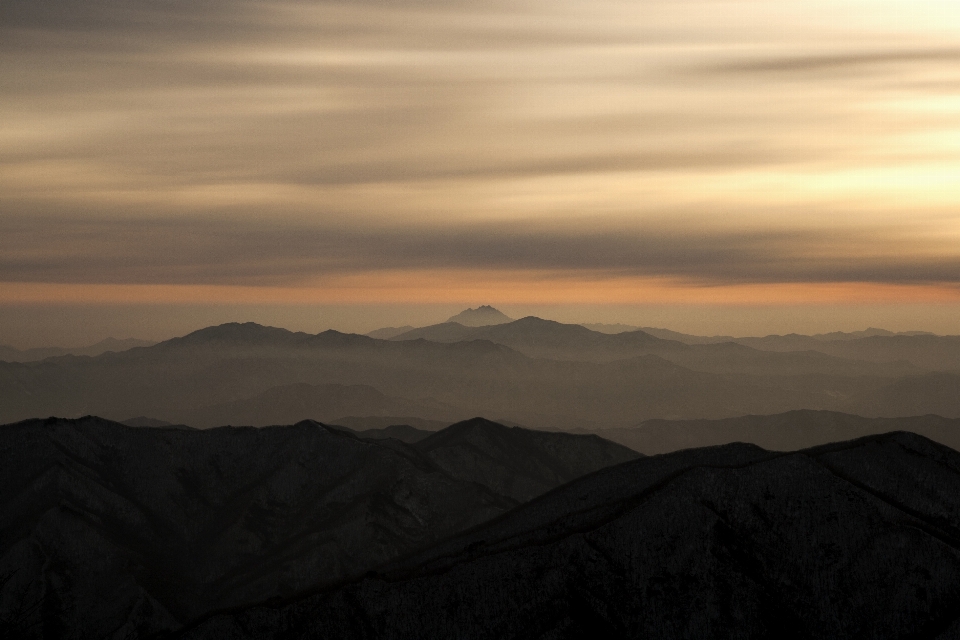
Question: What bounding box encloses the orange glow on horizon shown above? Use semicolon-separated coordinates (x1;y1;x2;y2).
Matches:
3;273;959;307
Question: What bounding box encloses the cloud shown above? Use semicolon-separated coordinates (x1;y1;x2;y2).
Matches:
2;0;960;299
704;49;960;75
3;215;959;288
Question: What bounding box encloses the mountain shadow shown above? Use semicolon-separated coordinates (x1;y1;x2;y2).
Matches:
0;416;634;638
183;431;960;640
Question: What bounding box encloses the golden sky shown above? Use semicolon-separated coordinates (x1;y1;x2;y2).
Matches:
2;0;960;343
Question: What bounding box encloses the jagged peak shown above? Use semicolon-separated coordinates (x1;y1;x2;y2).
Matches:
446;306;514;327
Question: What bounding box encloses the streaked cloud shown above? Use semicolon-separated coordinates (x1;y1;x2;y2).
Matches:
3;215;959;290
2;0;960;305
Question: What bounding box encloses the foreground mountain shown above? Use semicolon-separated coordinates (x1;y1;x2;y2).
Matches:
0;416;634;637
0;337;155;362
183;431;960;640
601;409;960;455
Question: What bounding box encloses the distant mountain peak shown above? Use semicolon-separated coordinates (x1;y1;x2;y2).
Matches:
446;306;513;327
171;322;300;346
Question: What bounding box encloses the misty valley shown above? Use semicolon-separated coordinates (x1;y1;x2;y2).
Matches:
3;309;960;638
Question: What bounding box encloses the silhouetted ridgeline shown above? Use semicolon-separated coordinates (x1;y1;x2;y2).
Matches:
0;416;636;638
183;431;960;639
602;409;960;455
0;337;155;363
4;320;960;430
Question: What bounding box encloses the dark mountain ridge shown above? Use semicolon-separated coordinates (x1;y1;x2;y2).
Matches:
183;431;960;640
0;415;635;638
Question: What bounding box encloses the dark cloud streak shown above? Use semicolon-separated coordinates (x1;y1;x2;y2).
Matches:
703;49;960;75
2;216;958;288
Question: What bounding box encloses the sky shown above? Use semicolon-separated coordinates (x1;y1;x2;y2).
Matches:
2;0;960;346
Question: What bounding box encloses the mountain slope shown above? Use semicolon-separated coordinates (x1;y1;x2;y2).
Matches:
414;417;640;502
0;416;515;637
184;432;960;640
0;416;636;637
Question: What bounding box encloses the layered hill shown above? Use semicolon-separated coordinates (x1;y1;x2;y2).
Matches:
637;329;960;371
0;416;635;637
0;322;889;430
185;382;461;429
601;409;960;455
391;317;918;377
0;337;155;362
2;321;956;430
184;431;960;640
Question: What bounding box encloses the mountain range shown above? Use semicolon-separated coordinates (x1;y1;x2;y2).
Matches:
2;316;959;429
0;416;637;637
0;337;155;363
5;309;960;638
6;414;960;638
